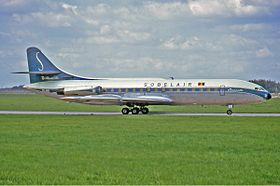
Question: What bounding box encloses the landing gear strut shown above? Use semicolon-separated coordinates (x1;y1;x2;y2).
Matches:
226;104;233;115
121;107;149;115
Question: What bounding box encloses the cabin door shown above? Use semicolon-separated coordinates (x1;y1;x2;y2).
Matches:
219;85;226;96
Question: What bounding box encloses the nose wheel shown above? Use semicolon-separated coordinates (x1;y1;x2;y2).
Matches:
226;104;233;115
121;107;149;115
226;109;233;115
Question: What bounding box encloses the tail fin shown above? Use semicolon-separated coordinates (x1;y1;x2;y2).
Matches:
25;47;92;83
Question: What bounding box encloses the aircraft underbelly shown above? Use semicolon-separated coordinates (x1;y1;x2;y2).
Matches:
67;92;262;105
170;92;263;105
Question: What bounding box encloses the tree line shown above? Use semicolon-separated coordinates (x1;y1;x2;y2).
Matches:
249;79;280;93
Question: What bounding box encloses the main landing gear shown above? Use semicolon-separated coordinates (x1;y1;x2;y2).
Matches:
226;104;233;115
121;107;149;115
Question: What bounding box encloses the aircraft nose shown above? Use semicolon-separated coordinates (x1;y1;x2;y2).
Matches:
266;93;272;100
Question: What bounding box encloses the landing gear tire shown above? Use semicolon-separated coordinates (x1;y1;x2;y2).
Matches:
141;107;149;114
121;108;130;115
131;107;140;115
226;104;233;115
226;110;233;115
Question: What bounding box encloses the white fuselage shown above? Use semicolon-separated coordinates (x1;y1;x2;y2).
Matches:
25;78;270;106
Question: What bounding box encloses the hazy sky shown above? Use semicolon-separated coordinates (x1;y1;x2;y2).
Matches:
0;0;280;87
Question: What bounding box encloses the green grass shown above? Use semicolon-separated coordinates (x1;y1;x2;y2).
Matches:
0;94;279;113
0;115;280;184
0;94;279;184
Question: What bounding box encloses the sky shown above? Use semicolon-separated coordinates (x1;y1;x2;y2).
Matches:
0;0;280;87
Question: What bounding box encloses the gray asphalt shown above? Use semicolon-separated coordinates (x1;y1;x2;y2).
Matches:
0;110;280;116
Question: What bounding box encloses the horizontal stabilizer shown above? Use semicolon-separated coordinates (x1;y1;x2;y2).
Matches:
12;71;61;75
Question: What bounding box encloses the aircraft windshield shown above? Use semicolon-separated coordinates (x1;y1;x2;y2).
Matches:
255;87;266;91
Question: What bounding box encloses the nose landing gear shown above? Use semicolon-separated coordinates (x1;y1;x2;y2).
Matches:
121;107;149;115
226;104;233;115
226;109;233;115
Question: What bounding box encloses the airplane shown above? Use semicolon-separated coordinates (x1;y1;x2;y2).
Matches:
15;47;272;115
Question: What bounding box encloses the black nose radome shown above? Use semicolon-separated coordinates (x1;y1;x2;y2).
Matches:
266;93;272;100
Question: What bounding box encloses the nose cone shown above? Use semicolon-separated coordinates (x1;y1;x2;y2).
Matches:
266;93;272;100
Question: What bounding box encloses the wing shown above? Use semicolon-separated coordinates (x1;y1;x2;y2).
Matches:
61;94;173;105
61;94;122;105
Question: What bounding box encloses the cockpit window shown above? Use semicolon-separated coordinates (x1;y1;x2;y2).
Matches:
255;87;265;91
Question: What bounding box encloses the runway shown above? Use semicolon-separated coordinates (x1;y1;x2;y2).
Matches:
0;110;280;116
